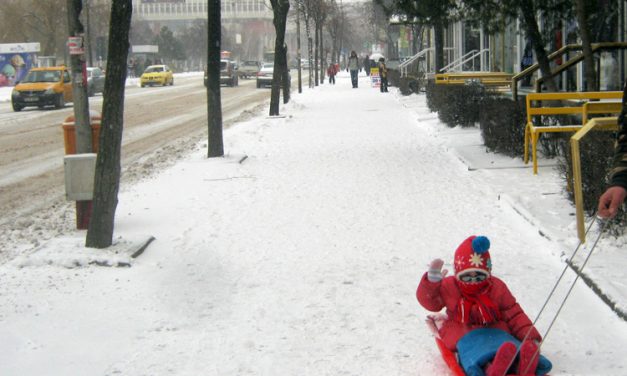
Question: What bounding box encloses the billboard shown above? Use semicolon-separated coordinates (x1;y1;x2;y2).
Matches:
0;43;40;87
0;43;39;87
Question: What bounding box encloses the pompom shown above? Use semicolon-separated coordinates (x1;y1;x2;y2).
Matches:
471;236;490;254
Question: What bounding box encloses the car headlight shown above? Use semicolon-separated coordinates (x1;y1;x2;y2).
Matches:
44;88;55;95
11;89;20;97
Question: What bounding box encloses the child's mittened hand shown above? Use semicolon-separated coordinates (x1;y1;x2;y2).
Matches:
427;258;448;282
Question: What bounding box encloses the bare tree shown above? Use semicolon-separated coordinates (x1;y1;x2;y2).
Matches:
86;0;133;248
296;1;303;93
575;0;596;90
316;3;328;85
207;0;224;157
269;0;291;115
181;19;208;68
326;0;343;64
0;0;67;56
310;0;327;86
299;0;315;88
518;0;558;92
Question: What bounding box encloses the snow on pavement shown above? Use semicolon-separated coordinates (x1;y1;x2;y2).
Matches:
1;72;627;375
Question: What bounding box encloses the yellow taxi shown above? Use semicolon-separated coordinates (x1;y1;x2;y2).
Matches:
140;64;174;87
11;66;73;112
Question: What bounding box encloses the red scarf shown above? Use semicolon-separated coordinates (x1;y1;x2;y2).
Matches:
456;279;500;325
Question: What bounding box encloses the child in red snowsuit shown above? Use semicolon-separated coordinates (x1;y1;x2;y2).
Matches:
327;63;337;85
417;235;552;376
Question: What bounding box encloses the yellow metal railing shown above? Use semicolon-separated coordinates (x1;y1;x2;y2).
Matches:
435;72;513;88
524;91;623;174
570;117;619;242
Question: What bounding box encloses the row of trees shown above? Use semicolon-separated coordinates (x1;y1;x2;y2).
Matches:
285;0;390;92
380;0;619;92
2;0;388;249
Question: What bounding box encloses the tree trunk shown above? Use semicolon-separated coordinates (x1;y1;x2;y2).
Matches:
519;0;558;92
434;20;444;72
66;0;91;154
296;4;302;94
575;0;597;91
308;36;314;88
85;0;132;248
314;20;319;86
207;0;224;156
280;43;290;104
305;15;313;89
269;0;290;116
319;22;325;84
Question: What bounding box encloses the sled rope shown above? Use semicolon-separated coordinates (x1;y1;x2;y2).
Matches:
502;215;609;376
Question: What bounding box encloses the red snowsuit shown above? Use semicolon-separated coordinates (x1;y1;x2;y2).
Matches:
417;273;542;351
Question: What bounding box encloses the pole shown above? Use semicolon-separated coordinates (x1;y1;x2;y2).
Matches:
67;0;93;229
67;0;91;154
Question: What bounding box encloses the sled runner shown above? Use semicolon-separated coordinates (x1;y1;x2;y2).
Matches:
426;314;465;376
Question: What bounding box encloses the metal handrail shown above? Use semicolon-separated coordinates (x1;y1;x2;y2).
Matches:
399;48;434;77
441;48;489;73
439;49;477;72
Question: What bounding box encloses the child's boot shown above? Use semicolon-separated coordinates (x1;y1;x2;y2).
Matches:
517;340;539;375
486;341;517;376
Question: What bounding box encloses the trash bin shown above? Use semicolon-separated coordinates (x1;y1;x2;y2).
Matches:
61;110;101;229
62;110;101;154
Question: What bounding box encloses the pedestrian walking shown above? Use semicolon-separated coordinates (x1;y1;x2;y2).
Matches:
363;55;371;76
327;62;337;85
378;57;388;93
598;80;627;219
348;51;359;88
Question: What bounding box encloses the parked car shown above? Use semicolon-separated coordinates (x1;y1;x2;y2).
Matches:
238;60;260;79
140;64;174;87
256;63;291;88
11;66;72;112
86;67;105;96
204;60;239;87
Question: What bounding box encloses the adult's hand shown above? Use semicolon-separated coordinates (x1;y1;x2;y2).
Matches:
597;186;627;218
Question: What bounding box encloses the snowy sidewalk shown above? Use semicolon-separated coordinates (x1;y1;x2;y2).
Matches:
1;71;627;375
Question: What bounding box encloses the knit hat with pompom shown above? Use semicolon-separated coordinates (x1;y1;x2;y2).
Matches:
454;235;492;277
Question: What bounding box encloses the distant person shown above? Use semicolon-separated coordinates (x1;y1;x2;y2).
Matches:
327;62;337;85
135;61;143;78
128;58;136;78
520;40;533;87
348;51;359;88
597;80;627;219
378;57;388;93
363;55;371;76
